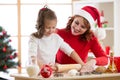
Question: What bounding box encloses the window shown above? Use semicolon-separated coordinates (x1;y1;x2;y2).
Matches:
0;0;72;73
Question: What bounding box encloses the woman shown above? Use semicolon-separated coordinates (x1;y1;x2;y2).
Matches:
56;6;108;72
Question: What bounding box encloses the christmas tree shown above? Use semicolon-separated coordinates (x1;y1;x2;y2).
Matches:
0;26;18;73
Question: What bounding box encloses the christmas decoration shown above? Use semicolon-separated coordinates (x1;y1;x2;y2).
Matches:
0;26;18;73
94;10;108;40
100;10;108;28
105;52;118;73
39;64;52;78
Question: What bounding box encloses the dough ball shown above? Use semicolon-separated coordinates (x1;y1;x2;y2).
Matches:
68;69;78;76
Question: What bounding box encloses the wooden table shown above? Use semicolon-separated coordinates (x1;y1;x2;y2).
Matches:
10;73;120;80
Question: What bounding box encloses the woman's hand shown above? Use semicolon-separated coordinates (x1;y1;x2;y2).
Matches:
80;59;96;73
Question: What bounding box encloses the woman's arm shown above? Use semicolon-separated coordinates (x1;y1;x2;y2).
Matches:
90;37;108;66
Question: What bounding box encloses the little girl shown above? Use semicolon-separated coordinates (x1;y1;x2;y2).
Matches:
28;6;84;71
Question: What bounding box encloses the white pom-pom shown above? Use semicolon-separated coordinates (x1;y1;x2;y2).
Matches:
94;28;106;40
68;69;78;76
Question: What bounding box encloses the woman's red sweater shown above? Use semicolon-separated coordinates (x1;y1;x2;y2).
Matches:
56;29;108;66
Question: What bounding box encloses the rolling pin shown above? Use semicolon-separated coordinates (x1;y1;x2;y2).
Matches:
55;64;82;73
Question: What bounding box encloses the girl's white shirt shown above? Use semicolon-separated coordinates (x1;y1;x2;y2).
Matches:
28;33;74;64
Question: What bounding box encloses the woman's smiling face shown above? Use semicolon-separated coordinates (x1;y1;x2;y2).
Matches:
71;17;87;36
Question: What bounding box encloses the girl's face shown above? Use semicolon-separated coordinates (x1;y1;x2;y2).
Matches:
44;19;57;36
71;17;87;36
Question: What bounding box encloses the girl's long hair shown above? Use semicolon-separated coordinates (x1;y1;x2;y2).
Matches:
32;7;57;38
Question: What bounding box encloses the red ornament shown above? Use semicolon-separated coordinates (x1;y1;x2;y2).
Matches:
40;64;52;78
2;47;6;52
13;53;17;58
9;55;13;59
9;39;12;42
2;31;6;35
3;65;7;69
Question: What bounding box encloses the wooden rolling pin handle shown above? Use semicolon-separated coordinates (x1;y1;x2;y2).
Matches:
55;64;82;73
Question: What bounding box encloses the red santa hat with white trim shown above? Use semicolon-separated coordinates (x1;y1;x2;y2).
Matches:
75;6;106;40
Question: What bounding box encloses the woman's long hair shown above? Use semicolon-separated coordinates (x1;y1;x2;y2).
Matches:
66;15;94;41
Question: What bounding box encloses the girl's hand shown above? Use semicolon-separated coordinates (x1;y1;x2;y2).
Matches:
80;59;96;73
49;63;57;72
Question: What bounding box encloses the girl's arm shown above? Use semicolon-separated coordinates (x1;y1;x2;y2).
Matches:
37;58;44;68
57;34;85;66
70;51;85;65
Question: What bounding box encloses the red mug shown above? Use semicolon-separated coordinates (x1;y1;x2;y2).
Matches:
113;57;120;72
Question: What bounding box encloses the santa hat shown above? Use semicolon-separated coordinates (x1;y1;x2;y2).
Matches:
75;6;106;40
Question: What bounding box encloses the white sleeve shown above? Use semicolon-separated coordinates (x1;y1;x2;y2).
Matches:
59;37;74;56
28;35;38;58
